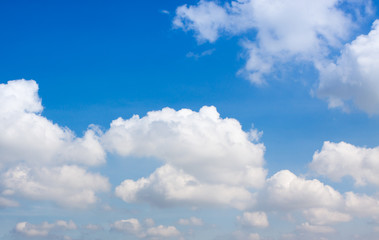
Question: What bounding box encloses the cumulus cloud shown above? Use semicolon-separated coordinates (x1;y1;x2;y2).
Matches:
311;141;379;186
0;79;106;168
260;170;343;211
174;0;367;84
111;218;180;239
105;106;266;209
317;20;379;114
1;165;110;208
0;80;110;208
237;211;269;228
115;164;256;209
15;220;76;237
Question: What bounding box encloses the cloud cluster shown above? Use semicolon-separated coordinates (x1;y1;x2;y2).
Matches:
317;20;379;114
103;106;266;209
174;0;366;84
174;0;379;115
3;79;379;239
0;80;110;208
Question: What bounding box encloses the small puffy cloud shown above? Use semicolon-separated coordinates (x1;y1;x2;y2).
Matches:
237;211;269;228
317;20;379;114
178;217;203;226
111;218;180;239
1;165;110;208
261;170;343;211
296;222;335;233
302;208;351;225
15;220;76;237
106;106;266;209
111;218;144;237
146;225;180;238
311;141;379;186
174;0;366;84
15;222;48;237
84;224;102;231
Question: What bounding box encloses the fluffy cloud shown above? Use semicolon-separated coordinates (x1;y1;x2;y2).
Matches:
111;218;180;239
311;141;379;186
105;106;266;209
1;165;110;208
115;164;256;209
0;80;110;208
260;170;343;211
302;208;351;225
0;80;106;168
317;20;379;114
174;0;366;84
344;192;379;217
237;211;269;228
15;220;76;237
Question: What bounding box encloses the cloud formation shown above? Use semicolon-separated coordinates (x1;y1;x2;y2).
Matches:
311;141;379;186
317;20;379;114
104;106;266;209
174;0;366;84
0;80;110;208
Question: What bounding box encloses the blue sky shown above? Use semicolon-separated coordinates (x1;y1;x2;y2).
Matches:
1;0;379;239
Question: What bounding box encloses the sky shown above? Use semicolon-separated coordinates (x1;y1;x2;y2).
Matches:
1;0;379;239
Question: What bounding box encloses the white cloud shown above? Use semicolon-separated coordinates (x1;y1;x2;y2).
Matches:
84;224;102;231
296;222;335;233
174;0;367;84
147;225;180;238
311;141;379;186
15;220;76;237
104;106;266;188
115;164;256;210
317;20;379;114
344;192;379;217
0;80;110;208
1;165;110;208
112;218;145;237
302;208;351;225
0;79;106;168
105;106;266;209
178;217;203;226
111;218;180;239
237;211;269;228
261;170;343;211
